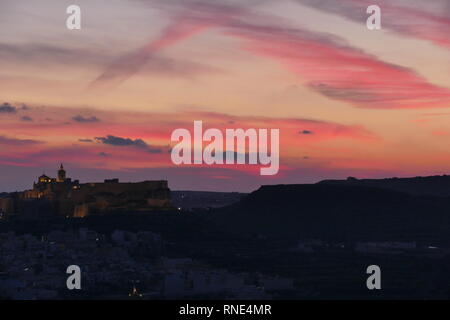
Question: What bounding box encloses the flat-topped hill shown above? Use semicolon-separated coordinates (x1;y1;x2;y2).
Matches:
213;183;450;242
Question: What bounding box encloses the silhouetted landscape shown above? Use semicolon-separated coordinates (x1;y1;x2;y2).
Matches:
215;180;450;243
2;175;450;299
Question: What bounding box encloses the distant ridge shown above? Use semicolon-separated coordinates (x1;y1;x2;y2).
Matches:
318;175;450;197
171;191;246;210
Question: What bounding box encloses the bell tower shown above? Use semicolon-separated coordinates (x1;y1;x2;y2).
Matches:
57;163;66;182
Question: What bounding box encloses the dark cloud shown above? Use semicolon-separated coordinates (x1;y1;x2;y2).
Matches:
96;135;147;147
72;115;101;123
299;130;314;135
0;42;111;66
309;83;380;103
0;42;218;83
143;56;221;78
0;135;41;146
20;116;33;122
95;135;163;153
98;152;110;157
0;102;17;114
91;53;221;88
78;139;94;143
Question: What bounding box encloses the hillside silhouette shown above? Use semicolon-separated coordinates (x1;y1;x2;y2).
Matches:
213;183;450;243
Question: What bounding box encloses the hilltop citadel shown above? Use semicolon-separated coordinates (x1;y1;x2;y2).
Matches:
0;164;172;219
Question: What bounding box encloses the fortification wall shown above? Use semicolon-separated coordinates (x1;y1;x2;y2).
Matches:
5;179;172;219
77;180;168;194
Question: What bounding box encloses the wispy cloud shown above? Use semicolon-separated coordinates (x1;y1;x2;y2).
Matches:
90;0;450;109
72;115;101;123
20;115;33;122
98;152;111;157
228;20;450;109
297;0;450;49
89;0;257;87
0;135;41;146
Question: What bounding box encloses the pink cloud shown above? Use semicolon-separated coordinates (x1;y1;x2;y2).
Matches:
432;130;450;136
90;1;450;109
227;23;450;109
0;104;376;173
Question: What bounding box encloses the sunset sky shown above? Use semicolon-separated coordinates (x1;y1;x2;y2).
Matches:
1;0;450;192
